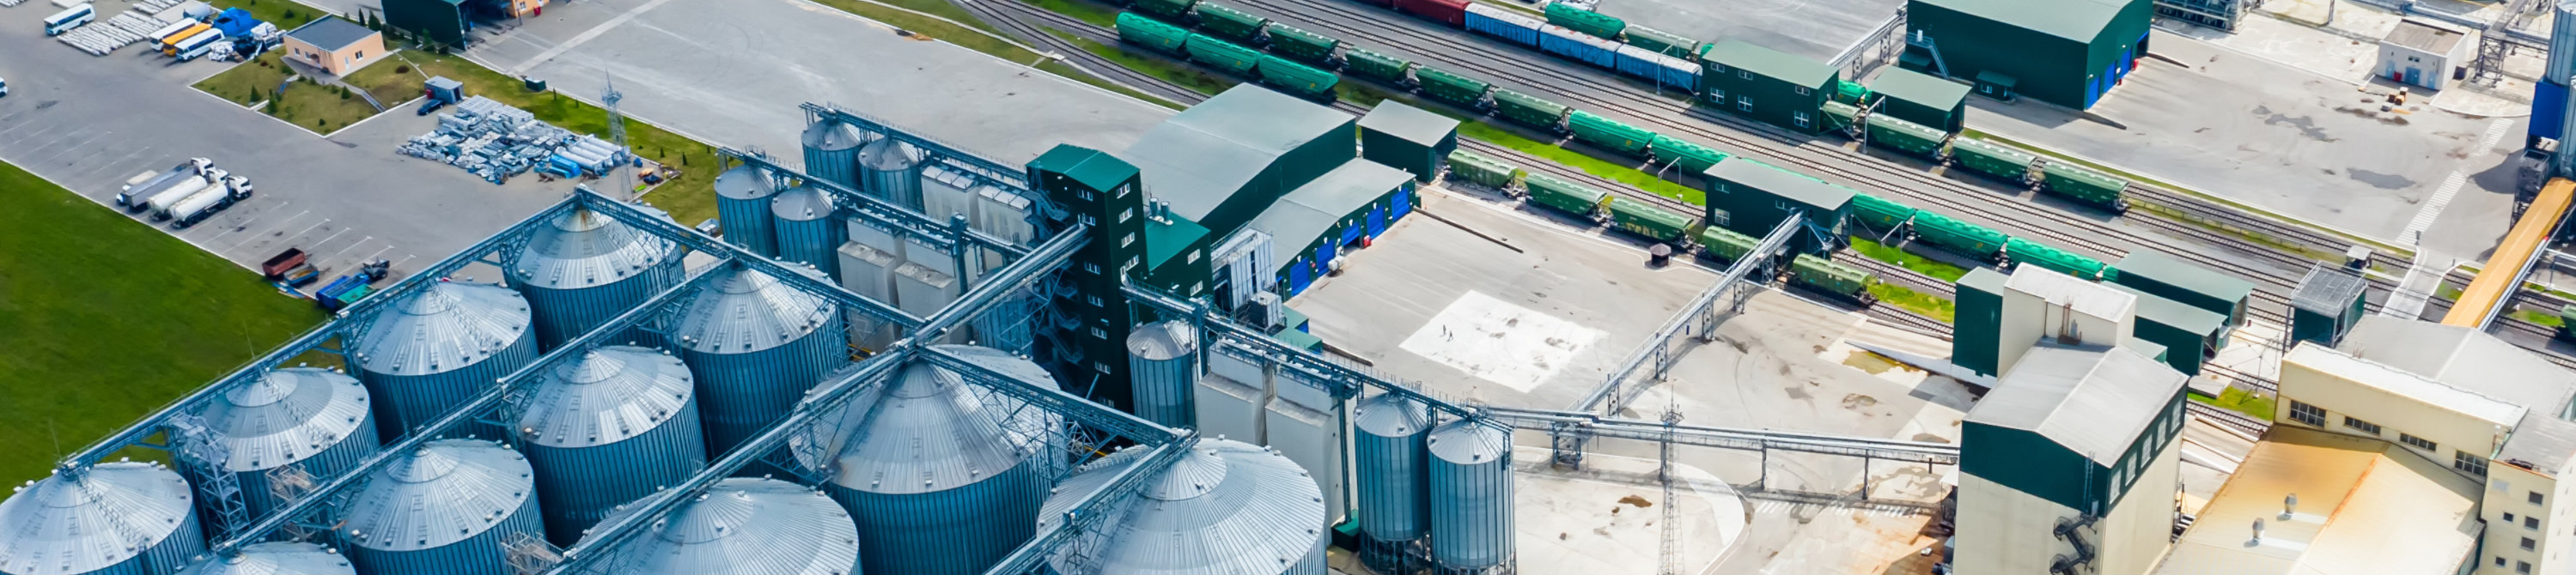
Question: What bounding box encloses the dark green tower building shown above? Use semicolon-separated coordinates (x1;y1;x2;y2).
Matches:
1028;144;1151;409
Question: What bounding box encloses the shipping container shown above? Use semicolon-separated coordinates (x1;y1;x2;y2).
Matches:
1790;254;1877;303
1650;134;1725;174
1446;149;1526;189
2037;160;2131;211
1848;192;1917;233
1948;138;2037;185
1185;33;1264;76
1258;54;1341;100
1623;25;1698;57
1696;225;1759;263
1132;0;1199;19
2005;237;2107;280
1864;114;1952;160
1523;173;1609;220
1463;3;1543;46
1909;211;2007;262
1416;66;1494;108
1544;2;1626;39
1606;197;1697;242
1538;24;1619;69
1491;88;1571;131
1345;48;1416;84
1820;100;1860;134
1116;13;1191;54
1196;3;1270;43
1568;111;1654;158
1392;0;1468;26
1614;45;1697;91
1266;22;1341;64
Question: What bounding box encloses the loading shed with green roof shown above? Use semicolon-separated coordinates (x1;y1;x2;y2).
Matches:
1697;39;1840;134
1357;101;1461;184
1702;158;1852;255
1903;0;2153;109
1867;68;1973;132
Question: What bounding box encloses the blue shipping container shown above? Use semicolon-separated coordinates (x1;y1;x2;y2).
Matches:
2536;81;2567;144
1614;45;1696;91
1538;24;1618;69
1463;3;1541;47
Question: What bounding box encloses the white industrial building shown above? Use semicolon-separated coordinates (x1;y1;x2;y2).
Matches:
2378;19;2474;90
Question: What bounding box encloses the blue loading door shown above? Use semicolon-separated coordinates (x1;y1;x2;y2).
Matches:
1288;263;1312;296
1392;185;1416;219
1368;205;1389;237
1341;220;1365;245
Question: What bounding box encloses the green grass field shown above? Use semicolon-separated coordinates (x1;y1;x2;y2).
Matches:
0;160;326;483
1869;283;1955;323
192;51;386;135
1850;236;1972;282
1025;0;1118;27
204;0;321;32
1060;33;1238;96
2195;387;2276;421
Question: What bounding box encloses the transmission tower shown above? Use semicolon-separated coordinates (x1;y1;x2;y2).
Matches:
1658;398;1683;574
603;75;631;199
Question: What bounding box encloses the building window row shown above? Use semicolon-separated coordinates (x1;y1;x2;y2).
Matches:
2458;451;2490;477
2342;415;2382;435
2400;433;2438;452
2288;401;2325;427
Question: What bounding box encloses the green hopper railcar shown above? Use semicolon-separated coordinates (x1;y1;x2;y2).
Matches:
1544;2;1628;39
1417;66;1495;108
1650;135;1725;175
1697;225;1759;263
1949;138;2037;185
1623;26;1698;57
2037;160;2132;212
1865;114;1952;161
1194;3;1269;43
1265;23;1341;64
1184;33;1264;76
1345;48;1416;84
1791;254;1877;303
1257;55;1339;100
1568;111;1655;158
2005;237;2108;280
1849;192;1918;233
1132;0;1199;20
1820;100;1860;135
1910;211;2007;262
1834;81;1870;105
1493;88;1572;132
1525;173;1610;221
1116;13;1191;55
1607;197;1700;242
1447;150;1526;190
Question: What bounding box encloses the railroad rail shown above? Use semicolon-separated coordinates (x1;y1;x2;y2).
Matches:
2184;401;2271;439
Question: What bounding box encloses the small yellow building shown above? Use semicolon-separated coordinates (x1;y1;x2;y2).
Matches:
281;17;384;76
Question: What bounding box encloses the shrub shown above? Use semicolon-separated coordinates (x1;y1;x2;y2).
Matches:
395;64;410;75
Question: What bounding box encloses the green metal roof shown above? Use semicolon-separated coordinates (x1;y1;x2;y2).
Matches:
2106;283;2226;336
1122;85;1355;225
2113;251;2257;303
1145;212;1212;271
1029;145;1138;193
1703;159;1853;211
1357;101;1460;146
1247;160;1413;276
1958;266;2009;294
1699;39;1837;88
1868;68;1971;112
1915;0;2134;42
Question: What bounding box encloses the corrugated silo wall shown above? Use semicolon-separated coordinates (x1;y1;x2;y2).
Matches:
137;504;209;575
521;259;684;350
238;409;381;518
1429;425;1515;571
775;214;844;279
1355;400;1430;543
687;322;848;456
835;461;1045;575
363;336;539;440
350;493;544;575
1124;328;1197;429
526;400;709;544
716;191;779;257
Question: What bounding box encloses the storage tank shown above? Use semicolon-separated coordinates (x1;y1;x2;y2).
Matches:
196;367;383;518
173;542;356;575
714;164;783;257
352;281;538;439
919;165;978;225
801;118;869;191
672;265;846;456
1035;439;1328;575
0;462;205;575
770;185;843;278
515;346;709;545
509;205;683;350
2552;1;2576;86
794;345;1063;575
1353;391;1433;571
572;478;860;575
1427;419;1514;573
342;439;544;575
1124;320;1199;429
856;138;924;211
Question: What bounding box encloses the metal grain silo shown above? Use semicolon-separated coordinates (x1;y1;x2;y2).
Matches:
770;185;843;279
673;265;846;456
1124;321;1198;429
0;462;205;575
801;118;869;191
1036;439;1328;575
197;367;383;518
174;542;356;575
1353;392;1433;571
573;478;859;575
515;346;709;545
1427;419;1514;573
342;439;543;575
856;138;924;211
794;345;1063;575
715;164;783;257
509;206;683;350
352;281;538;439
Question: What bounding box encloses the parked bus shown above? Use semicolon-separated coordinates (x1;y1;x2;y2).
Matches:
160;22;211;51
43;3;94;36
167;28;222;61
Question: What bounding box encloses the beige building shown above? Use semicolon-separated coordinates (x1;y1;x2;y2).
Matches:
2154;426;2483;574
280;17;384;76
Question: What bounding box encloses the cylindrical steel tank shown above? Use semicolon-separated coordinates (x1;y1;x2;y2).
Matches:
198;367;383;518
1124;320;1199;429
795;345;1062;575
1428;419;1513;572
2551;2;2576;85
673;265;845;456
352;281;538;439
1037;439;1328;575
801;118;869;191
574;478;861;575
173;542;356;575
342;439;544;575
1353;391;1433;569
770;185;843;278
714;164;783;257
509;206;683;350
515;346;708;545
856;138;924;211
0;462;205;575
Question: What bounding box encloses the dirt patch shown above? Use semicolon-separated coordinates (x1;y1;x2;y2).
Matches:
1842;394;1879;410
1619;494;1654;508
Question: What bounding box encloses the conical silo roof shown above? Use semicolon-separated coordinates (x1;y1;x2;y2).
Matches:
715;165;783;202
771;185;835;222
201;367;375;472
856;139;920;171
353;281;533;377
0;462;198;574
578;478;860;575
509;206;678;291
342;439;536;552
1355;393;1433;439
1037;439;1327;575
516;346;695;448
1428;419;1511;465
797;345;1058;494
671;266;836;354
802;119;869;153
1125;321;1196;360
175;542;357;575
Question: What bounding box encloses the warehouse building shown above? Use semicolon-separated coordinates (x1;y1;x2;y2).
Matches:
1867;68;1972;133
1701;157;1851;255
2378;19;2474;91
1698;39;1841;133
1358;102;1460;184
1954;342;2187;575
1903;0;2153;109
383;0;540;48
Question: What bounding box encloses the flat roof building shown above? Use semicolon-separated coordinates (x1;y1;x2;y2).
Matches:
2153;427;2484;575
1957;343;2187;575
281;17;384;76
1903;0;2153;108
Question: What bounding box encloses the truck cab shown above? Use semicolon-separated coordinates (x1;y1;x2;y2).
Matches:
0;76;10;98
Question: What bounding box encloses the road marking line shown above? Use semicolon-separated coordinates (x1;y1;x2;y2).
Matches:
308;228;355;253
225;209;307;249
283;220;330;244
509;0;685;75
362;244;398;263
2478;118;2512;150
2402;171;2466;243
319;236;379;261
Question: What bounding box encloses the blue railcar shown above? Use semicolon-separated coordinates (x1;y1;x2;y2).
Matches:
1537;24;1618;69
1463;3;1541;46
